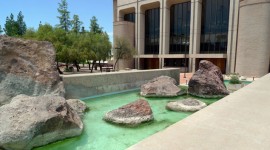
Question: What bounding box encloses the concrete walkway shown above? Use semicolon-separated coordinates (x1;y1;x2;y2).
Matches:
128;74;270;150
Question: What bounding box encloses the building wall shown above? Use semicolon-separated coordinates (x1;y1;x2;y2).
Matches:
113;20;135;70
235;0;270;77
114;0;270;77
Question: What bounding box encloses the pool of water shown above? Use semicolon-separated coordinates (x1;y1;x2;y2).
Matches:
35;90;219;150
224;80;252;87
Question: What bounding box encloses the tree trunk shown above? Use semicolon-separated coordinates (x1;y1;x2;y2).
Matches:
88;61;91;70
74;60;80;72
99;61;102;72
114;58;119;71
91;60;96;73
56;61;63;74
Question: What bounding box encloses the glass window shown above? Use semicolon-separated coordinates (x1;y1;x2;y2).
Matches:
124;13;135;22
200;0;230;54
145;8;160;54
164;58;189;67
169;2;191;54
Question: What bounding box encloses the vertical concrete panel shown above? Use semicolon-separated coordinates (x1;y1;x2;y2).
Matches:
236;0;270;77
113;22;135;70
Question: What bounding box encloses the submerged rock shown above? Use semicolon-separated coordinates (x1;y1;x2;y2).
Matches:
0;35;64;106
67;99;89;118
0;95;83;150
103;99;153;126
140;76;185;97
166;98;207;112
188;60;229;98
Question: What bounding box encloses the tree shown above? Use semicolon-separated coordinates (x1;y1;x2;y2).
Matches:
23;28;36;39
4;13;19;36
95;32;112;72
17;11;27;35
71;14;83;34
57;0;71;32
113;37;135;71
90;16;103;34
0;25;3;34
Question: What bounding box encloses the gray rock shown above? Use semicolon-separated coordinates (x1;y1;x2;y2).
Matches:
141;76;185;97
0;35;65;106
0;95;83;150
103;99;153;126
188;60;229;98
166;98;207;112
67;99;89;118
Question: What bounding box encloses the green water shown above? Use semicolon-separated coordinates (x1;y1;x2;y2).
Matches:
35;90;219;150
224;80;252;87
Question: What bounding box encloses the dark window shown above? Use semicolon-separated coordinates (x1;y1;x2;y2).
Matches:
145;8;160;54
164;58;189;67
170;2;191;54
200;0;230;54
124;13;135;22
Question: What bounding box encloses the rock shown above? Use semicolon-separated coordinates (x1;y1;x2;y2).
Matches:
103;99;153;126
188;60;229;98
166;98;207;112
67;99;89;118
0;95;83;150
0;36;65;106
140;76;185;97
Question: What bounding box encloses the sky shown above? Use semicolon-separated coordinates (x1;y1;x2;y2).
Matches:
0;0;113;41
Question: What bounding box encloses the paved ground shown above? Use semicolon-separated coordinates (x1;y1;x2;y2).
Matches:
128;74;270;150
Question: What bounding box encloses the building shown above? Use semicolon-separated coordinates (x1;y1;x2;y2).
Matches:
113;0;270;77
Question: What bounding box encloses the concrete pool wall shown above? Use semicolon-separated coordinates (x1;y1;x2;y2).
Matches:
61;68;180;99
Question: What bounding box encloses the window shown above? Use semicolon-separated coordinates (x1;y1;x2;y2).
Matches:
200;0;230;54
145;8;160;54
164;58;189;67
124;13;135;22
170;2;191;54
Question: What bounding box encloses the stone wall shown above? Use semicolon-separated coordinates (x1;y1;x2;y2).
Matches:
62;68;180;99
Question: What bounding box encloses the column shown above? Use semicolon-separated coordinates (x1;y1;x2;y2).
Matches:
226;0;239;74
189;0;202;72
137;7;145;69
161;0;170;68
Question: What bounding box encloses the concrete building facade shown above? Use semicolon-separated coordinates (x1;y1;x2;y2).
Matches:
113;0;270;77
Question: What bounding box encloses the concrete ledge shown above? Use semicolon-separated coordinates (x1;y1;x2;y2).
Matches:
62;68;180;99
128;74;270;150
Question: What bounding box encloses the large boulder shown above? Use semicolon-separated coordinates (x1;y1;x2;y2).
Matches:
0;36;65;106
141;76;185;97
0;95;83;150
166;98;207;112
67;99;89;118
103;99;153;126
188;60;229;98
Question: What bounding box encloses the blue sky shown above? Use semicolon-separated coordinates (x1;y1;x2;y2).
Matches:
0;0;113;41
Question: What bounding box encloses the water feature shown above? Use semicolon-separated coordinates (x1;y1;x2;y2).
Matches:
35;89;219;150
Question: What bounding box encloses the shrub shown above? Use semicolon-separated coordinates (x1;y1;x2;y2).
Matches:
229;75;241;84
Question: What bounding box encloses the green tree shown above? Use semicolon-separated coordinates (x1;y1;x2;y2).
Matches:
90;16;103;34
16;11;27;35
4;13;19;36
23;28;36;39
95;32;112;71
0;25;3;34
113;37;135;71
57;0;71;32
71;14;83;34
